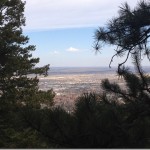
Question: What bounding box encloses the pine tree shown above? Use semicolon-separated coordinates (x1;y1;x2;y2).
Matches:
100;55;150;147
0;0;53;108
94;0;150;70
0;0;55;147
93;0;150;147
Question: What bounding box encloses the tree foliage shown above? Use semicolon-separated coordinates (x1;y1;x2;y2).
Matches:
0;0;55;147
0;0;51;108
100;58;150;148
1;0;150;148
94;0;150;69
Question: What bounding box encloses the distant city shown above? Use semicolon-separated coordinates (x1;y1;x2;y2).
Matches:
38;66;150;110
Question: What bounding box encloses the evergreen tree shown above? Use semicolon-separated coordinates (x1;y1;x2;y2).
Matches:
100;55;150;148
93;0;150;147
0;0;55;147
0;0;51;108
94;0;150;70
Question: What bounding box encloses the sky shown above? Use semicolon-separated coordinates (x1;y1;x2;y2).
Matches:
23;0;148;67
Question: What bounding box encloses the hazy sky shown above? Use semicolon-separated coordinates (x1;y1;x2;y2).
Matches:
23;0;148;67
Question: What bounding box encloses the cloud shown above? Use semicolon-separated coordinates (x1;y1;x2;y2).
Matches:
54;51;60;54
50;50;60;55
66;47;79;52
24;0;138;31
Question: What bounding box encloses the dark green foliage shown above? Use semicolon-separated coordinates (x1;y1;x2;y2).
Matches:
94;0;150;68
0;0;55;148
24;89;148;148
92;0;150;147
101;67;150;147
20;93;126;148
1;0;150;148
21;107;76;148
0;0;51;107
73;93;127;148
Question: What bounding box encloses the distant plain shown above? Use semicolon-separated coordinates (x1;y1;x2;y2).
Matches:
38;67;128;110
38;67;150;111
